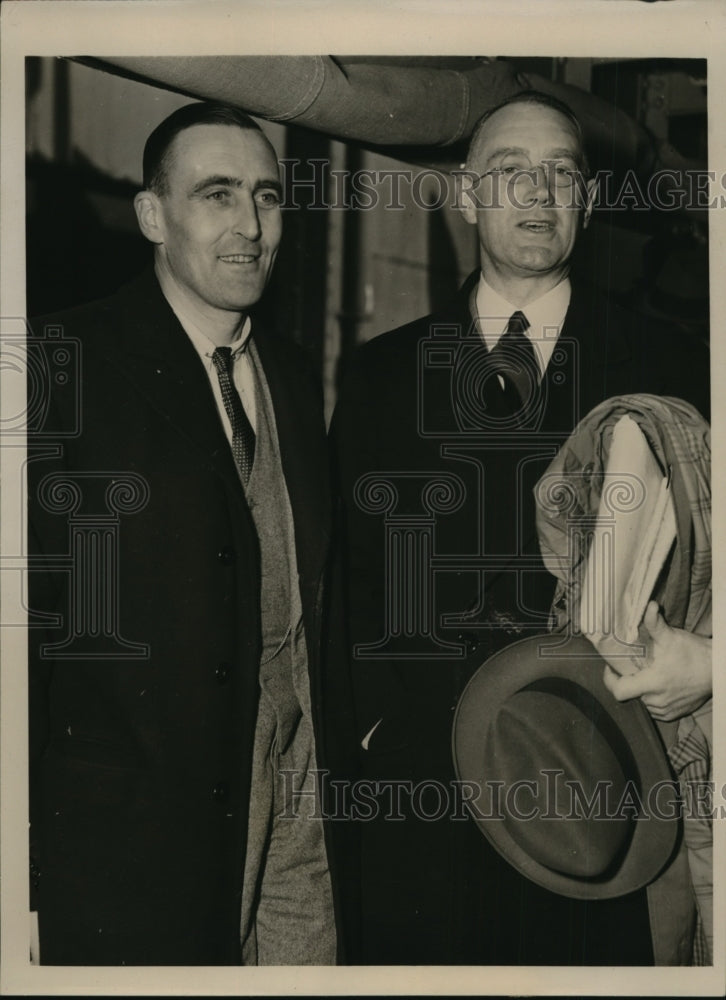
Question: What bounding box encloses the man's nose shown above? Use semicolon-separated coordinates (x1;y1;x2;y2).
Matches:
523;164;556;204
233;195;262;241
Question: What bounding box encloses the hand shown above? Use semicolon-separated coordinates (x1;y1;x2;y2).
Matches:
599;602;712;722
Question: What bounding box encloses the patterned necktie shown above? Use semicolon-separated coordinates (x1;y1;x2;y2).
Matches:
211;346;256;487
490;310;537;409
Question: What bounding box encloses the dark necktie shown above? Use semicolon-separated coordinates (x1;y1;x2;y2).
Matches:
211;346;256;487
490;310;538;409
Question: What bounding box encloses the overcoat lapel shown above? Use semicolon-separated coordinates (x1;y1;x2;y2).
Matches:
103;269;247;499
419;271;484;438
104;270;329;594
558;279;633;421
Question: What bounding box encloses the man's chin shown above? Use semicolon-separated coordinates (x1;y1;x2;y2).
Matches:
217;288;267;314
511;251;567;275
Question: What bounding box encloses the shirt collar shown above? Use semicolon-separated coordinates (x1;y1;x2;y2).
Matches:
155;262;252;362
474;274;571;374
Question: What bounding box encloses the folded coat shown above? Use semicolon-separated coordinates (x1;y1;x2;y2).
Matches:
535;393;712;965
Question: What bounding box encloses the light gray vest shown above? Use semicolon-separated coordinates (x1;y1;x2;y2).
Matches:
238;340;335;965
246;346;305;751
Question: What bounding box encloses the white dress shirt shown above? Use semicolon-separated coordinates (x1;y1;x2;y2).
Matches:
474;274;571;380
156;267;257;437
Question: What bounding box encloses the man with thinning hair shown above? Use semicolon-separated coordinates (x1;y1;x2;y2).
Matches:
331;91;709;965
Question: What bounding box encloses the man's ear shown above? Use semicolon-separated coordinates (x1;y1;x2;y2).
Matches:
582;176;597;230
134;191;165;245
455;168;481;226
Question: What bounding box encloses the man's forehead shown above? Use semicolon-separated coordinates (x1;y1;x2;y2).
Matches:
471;104;582;163
166;123;279;179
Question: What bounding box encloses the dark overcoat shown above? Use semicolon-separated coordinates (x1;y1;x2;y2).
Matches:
28;270;353;965
331;271;710;965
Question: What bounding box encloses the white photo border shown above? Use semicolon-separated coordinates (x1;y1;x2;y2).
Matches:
2;0;724;995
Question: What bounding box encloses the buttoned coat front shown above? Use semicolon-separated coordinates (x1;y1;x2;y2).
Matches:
28;270;349;965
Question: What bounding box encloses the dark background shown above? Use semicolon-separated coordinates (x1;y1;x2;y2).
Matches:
26;56;709;419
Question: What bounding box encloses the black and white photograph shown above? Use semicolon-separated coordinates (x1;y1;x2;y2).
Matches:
1;1;723;995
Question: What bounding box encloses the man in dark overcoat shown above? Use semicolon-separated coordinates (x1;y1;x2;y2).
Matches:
28;102;351;966
331;92;710;965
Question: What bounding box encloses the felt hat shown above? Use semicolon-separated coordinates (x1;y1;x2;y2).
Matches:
452;633;679;900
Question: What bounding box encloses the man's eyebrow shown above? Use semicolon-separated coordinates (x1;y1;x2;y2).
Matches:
482;146;580;167
544;148;580;163
190;175;243;195
189;175;283;197
252;178;283;197
484;146;528;166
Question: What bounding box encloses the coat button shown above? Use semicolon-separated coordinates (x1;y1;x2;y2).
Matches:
215;662;231;684
218;546;236;565
582;462;594;484
212;782;229;802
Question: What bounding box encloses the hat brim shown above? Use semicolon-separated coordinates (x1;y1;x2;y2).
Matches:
452;633;679;900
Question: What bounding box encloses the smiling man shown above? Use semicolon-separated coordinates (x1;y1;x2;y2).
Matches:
460;96;596;305
331;92;709;965
28;103;341;965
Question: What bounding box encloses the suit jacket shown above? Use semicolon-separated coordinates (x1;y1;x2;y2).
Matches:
28;269;348;965
330;271;710;965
